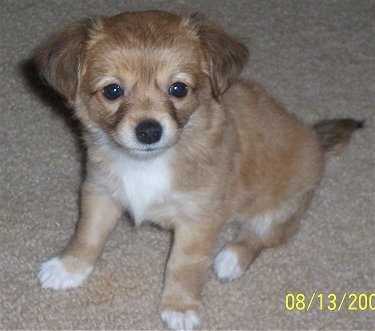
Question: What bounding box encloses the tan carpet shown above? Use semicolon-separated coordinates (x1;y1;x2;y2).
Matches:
1;0;374;329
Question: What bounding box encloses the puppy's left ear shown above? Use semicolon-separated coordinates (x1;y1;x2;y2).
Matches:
34;17;102;106
188;13;249;98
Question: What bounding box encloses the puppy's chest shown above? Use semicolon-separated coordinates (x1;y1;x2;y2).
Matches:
108;153;173;224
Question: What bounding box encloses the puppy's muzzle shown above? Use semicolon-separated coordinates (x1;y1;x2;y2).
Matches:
135;119;163;145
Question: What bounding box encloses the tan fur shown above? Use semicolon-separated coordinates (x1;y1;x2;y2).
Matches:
34;10;361;329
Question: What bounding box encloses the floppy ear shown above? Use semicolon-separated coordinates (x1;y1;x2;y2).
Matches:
34;17;101;105
188;12;249;97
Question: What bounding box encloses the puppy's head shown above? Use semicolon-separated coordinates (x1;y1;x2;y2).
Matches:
35;10;248;156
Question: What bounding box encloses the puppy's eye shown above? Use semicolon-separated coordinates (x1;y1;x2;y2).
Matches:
103;84;124;100
169;82;188;98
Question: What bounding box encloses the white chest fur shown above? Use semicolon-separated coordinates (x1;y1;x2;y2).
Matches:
108;151;173;224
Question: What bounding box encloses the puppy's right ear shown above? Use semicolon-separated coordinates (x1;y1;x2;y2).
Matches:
34;17;101;105
188;13;249;98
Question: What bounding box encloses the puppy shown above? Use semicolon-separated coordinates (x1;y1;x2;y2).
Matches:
34;10;363;330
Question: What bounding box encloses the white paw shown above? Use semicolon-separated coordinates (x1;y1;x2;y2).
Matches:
38;257;93;290
160;309;200;330
214;247;243;281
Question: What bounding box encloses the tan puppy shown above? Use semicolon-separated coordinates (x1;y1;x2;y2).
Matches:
34;10;363;330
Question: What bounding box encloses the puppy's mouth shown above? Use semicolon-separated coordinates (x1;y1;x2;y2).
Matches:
122;144;175;161
133;145;166;154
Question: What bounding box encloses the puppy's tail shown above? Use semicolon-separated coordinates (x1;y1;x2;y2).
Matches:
313;118;364;152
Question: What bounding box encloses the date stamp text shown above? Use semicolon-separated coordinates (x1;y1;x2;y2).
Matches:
285;293;375;312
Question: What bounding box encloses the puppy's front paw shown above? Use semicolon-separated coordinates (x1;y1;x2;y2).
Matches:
214;247;244;281
38;257;93;290
160;309;200;330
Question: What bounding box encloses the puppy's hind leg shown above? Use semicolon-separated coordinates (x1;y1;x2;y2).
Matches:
214;205;305;281
38;181;123;290
214;229;265;281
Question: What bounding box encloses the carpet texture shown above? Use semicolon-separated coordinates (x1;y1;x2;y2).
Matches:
1;0;374;329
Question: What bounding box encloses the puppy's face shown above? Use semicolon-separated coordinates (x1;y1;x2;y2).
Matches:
35;11;248;156
79;13;206;155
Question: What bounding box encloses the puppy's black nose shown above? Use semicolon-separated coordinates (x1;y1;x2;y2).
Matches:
135;119;163;145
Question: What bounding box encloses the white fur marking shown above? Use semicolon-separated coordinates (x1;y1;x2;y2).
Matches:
111;152;172;225
249;208;295;239
249;213;274;238
161;309;200;330
38;257;93;290
214;247;243;280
